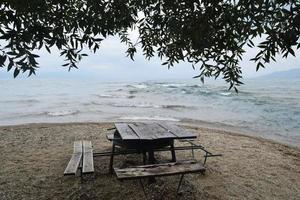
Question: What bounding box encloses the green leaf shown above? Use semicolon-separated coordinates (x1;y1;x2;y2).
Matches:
256;62;264;71
288;48;295;57
7;52;18;56
32;54;40;58
28;69;36;76
7;60;14;71
249;40;254;47
200;76;204;83
13;68;20;78
0;55;7;65
234;87;238;93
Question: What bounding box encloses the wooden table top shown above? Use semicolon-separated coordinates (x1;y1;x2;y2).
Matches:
114;122;197;141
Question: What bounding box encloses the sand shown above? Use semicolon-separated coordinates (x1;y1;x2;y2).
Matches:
0;122;299;200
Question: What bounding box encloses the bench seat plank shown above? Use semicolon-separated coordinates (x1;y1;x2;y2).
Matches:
114;160;205;180
82;140;94;174
64;141;83;175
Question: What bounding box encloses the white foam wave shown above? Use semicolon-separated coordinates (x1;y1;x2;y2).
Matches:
220;92;231;96
47;110;79;116
161;83;187;88
119;116;180;122
97;94;114;98
127;84;148;89
112;103;161;108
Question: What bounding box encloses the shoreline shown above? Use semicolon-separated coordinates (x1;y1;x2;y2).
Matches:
1;120;299;150
180;120;300;151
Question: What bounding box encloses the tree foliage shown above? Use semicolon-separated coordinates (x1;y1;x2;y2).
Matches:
0;0;299;90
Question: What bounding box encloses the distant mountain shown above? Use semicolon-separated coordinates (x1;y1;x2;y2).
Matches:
257;68;300;79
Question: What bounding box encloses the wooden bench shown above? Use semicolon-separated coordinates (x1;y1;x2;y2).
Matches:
114;160;205;197
64;140;94;176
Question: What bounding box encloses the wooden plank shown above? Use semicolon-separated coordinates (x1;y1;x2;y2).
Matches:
114;160;205;180
151;123;178;139
159;123;197;139
73;140;82;153
128;123;154;140
115;123;139;140
64;141;82;175
82;140;94;174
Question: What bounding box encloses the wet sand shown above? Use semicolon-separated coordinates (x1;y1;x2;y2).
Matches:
0;122;299;200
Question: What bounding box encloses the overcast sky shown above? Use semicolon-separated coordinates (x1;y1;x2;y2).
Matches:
1;35;299;81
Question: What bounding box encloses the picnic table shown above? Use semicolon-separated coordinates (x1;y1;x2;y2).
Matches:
108;122;197;173
64;122;221;198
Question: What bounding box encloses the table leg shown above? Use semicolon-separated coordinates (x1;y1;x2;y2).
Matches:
148;149;155;163
109;143;116;174
170;140;176;162
176;174;185;194
142;151;147;164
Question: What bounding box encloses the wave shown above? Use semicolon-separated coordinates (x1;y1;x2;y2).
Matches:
126;84;148;89
119;116;180;122
0;99;40;104
155;83;204;89
110;103;192;110
111;103;161;108
186;84;203;89
46;110;79;117
161;105;192;110
180;88;212;95
220;92;231;96
128;90;138;94
95;94;135;99
83;101;102;106
161;83;187;88
2;109;80;120
95;94;114;98
127;95;135;99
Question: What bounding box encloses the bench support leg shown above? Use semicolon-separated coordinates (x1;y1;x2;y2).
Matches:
176;174;185;194
204;152;208;166
191;144;195;159
109;143;116;174
139;179;148;200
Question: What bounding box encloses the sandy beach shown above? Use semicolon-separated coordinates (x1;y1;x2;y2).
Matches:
0;122;299;200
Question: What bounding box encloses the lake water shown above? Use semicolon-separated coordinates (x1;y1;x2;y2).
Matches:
0;78;299;147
